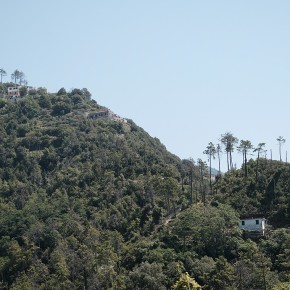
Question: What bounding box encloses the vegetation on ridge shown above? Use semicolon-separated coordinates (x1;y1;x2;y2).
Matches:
0;84;289;289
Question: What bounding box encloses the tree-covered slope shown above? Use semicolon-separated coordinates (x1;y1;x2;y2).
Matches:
214;158;290;227
0;87;189;289
0;86;290;289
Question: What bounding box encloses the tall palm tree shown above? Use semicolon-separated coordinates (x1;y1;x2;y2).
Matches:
11;69;20;84
277;136;286;162
0;69;6;83
253;142;266;182
237;140;253;177
203;142;216;192
220;132;238;171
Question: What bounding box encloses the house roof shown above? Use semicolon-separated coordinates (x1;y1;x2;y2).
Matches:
240;215;266;220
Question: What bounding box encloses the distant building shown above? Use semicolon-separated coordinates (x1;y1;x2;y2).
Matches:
26;86;34;92
88;110;110;119
88;109;127;123
109;110;127;123
239;217;266;237
7;86;20;98
5;85;35;101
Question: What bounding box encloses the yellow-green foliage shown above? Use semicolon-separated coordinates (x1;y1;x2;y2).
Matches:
172;272;201;290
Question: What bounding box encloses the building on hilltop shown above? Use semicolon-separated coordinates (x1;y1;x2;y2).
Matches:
88;110;110;119
110;111;127;123
7;86;20;98
5;85;35;101
239;216;266;237
88;109;127;123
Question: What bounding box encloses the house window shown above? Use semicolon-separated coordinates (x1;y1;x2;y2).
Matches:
256;220;259;225
241;221;245;225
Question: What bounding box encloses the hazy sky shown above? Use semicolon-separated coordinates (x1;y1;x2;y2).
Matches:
2;1;290;171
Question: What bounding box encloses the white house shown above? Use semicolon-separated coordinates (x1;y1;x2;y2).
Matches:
5;85;35;101
7;86;20;98
239;217;266;236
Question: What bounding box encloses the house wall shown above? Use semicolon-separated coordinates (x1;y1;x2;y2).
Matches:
88;110;109;119
7;87;20;97
239;218;266;232
6;86;35;98
88;109;127;123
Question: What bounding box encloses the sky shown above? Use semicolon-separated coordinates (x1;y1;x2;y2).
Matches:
1;0;290;171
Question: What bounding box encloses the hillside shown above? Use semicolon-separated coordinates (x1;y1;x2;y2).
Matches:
0;86;289;289
214;158;290;226
0;87;189;289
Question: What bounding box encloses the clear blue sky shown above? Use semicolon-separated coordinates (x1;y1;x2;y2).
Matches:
2;1;290;171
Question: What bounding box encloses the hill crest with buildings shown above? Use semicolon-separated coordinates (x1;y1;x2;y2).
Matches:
0;82;127;123
3;84;35;100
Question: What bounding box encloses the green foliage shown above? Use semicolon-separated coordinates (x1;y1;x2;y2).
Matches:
206;257;235;290
0;86;289;288
19;87;27;97
128;262;167;290
260;228;290;278
172;272;201;290
0;88;187;288
0;98;8;109
169;203;241;257
273;282;290;290
57;87;67;96
214;158;290;225
52;101;71;116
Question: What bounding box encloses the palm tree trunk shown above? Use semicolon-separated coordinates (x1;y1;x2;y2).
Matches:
209;155;212;192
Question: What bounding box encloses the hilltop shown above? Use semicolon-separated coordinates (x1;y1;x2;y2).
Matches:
0;85;289;289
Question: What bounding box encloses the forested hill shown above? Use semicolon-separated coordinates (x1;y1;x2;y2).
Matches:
0;86;188;289
1;86;290;289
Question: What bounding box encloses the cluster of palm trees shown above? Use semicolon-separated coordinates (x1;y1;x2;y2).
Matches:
0;68;27;85
203;132;287;184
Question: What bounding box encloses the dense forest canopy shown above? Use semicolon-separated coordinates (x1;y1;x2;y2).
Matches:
0;82;289;289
